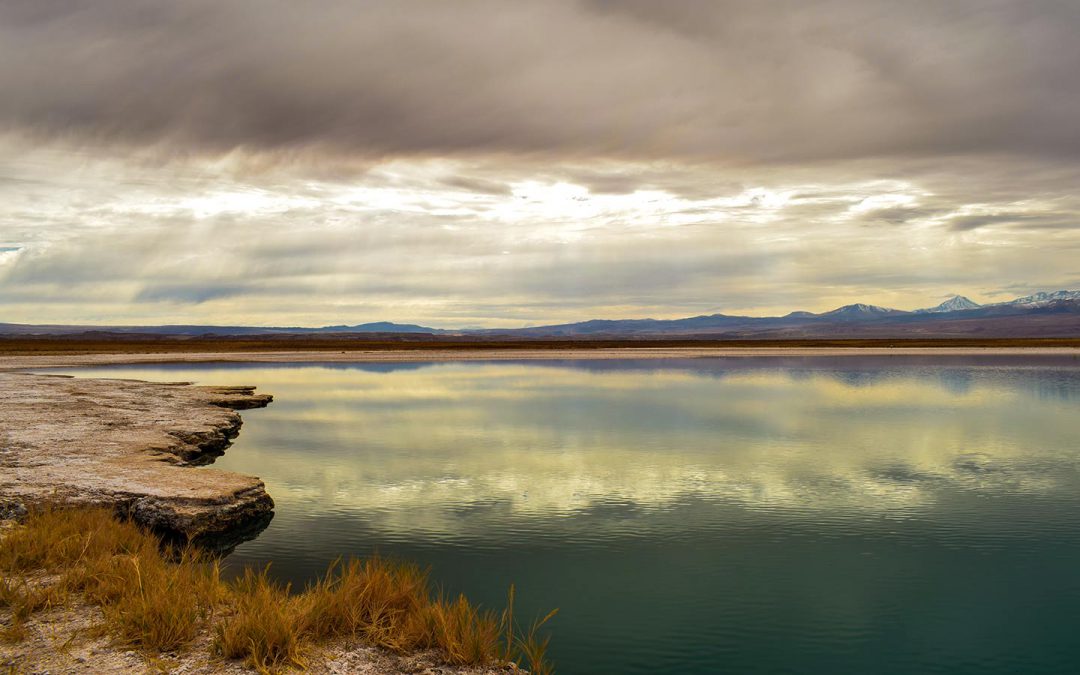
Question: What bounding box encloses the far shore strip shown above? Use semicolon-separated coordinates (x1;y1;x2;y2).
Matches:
3;346;1079;372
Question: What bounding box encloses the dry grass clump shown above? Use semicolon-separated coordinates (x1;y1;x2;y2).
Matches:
1;506;557;673
213;568;308;671
298;557;432;648
0;506;145;573
212;557;556;673
93;548;221;651
1;505;220;652
424;592;503;665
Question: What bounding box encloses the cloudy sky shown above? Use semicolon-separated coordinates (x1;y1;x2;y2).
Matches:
2;0;1079;327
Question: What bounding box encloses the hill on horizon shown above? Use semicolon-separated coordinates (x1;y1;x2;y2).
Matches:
3;290;1080;340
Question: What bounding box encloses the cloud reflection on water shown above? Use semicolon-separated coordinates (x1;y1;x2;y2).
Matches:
57;359;1080;541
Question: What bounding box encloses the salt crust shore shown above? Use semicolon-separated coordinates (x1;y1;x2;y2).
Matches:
0;371;274;539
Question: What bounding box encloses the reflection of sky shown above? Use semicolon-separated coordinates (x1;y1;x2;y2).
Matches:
48;359;1080;674
54;359;1080;538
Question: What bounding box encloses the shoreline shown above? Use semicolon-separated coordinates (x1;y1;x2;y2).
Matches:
3;345;1079;371
0;371;274;542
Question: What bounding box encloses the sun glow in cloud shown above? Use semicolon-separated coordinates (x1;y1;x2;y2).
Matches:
848;190;921;215
1;141;1079;327
1;1;1079;326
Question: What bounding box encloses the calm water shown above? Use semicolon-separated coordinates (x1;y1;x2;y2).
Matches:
55;356;1080;674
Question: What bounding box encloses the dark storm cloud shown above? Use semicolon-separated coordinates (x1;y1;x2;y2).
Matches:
133;282;256;304
946;212;1080;231
2;0;1079;164
857;206;944;226
435;176;512;196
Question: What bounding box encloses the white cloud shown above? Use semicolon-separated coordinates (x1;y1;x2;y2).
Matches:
1;138;1079;326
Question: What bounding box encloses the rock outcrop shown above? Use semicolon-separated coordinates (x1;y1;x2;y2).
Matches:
0;372;274;540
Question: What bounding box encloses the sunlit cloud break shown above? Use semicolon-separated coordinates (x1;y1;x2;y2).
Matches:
1;1;1079;326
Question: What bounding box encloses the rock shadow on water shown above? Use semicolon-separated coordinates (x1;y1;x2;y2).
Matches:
160;509;275;558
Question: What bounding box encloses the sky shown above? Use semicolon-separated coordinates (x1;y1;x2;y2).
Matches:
1;0;1079;328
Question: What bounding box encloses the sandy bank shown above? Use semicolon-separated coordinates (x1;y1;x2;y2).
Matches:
2;345;1079;371
0;372;273;539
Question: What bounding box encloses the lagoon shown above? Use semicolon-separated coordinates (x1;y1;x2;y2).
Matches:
54;356;1080;674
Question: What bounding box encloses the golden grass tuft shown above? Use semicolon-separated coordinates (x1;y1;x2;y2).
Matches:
299;557;430;648
212;567;307;671
96;548;221;652
0;505;145;574
212;557;517;671
1;506;557;672
424;593;502;665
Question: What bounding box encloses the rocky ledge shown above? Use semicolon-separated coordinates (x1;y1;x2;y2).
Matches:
0;372;274;540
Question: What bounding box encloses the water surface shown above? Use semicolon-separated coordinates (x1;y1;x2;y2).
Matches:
55;356;1080;674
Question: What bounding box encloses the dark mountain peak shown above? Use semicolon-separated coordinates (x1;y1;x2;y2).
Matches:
821;303;906;319
320;321;439;334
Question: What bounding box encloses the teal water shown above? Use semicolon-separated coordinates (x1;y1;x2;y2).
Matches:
54;356;1080;674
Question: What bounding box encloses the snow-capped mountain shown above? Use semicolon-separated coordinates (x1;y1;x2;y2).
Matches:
913;295;981;314
998;290;1080;307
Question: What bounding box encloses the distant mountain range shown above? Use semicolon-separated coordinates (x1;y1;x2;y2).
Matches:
2;290;1080;340
466;291;1080;338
